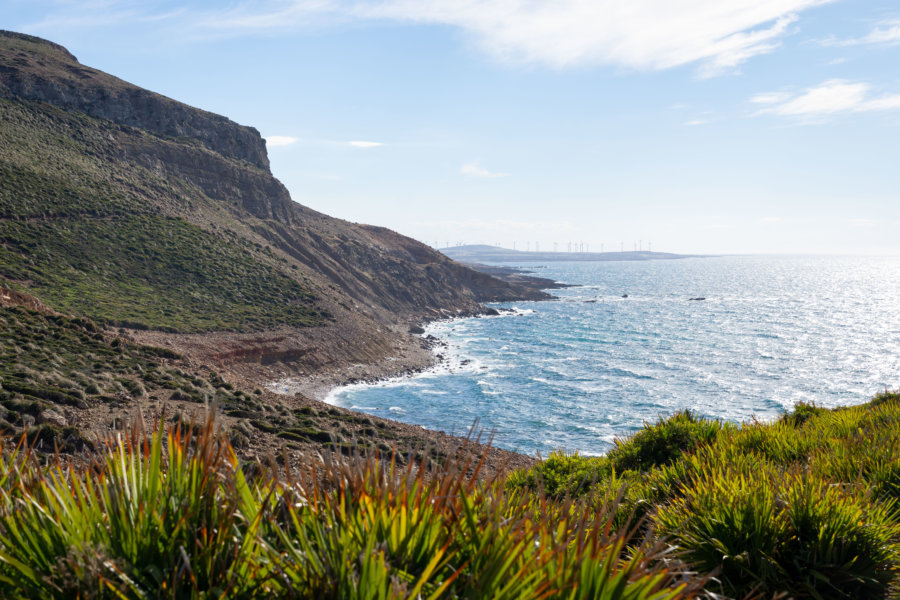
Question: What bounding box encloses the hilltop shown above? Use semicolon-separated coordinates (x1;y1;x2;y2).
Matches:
0;31;543;469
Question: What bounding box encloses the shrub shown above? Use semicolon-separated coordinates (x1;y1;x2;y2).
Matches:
779;401;826;427
506;451;610;498
0;414;698;599
607;410;723;472
654;452;900;599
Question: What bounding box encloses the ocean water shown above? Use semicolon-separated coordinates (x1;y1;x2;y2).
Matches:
328;256;900;456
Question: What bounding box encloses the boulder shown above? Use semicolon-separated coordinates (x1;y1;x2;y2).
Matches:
38;409;67;427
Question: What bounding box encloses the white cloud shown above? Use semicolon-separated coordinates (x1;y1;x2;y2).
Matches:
348;140;384;148
361;1;829;76
763;80;868;116
858;94;900;112
684;119;708;126
265;135;298;147
460;162;509;178
820;20;900;47
195;0;343;32
176;0;834;76
749;91;791;104
21;1;836;77
756;79;900;118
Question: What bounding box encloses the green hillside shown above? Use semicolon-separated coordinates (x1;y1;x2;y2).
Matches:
0;98;323;332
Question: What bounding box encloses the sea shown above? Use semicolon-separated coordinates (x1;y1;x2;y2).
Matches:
327;256;900;457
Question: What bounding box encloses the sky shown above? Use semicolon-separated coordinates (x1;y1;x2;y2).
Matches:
6;0;900;255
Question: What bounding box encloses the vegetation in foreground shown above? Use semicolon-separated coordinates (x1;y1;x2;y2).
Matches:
509;397;900;599
0;412;699;599
0;394;899;598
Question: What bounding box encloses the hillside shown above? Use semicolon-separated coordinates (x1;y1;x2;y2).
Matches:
0;30;546;465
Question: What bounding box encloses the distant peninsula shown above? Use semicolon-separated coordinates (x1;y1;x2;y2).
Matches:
440;244;703;263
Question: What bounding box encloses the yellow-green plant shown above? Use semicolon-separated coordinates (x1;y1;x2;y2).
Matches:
0;413;697;599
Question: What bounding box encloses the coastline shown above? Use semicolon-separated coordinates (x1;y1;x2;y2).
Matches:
274;306;541;428
126;310;540;475
269;314;482;403
267;332;447;403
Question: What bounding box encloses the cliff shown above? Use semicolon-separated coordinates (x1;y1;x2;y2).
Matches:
0;30;269;169
0;30;551;383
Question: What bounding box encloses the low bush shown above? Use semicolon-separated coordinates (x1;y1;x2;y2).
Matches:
0;413;699;599
607;409;724;472
505;450;610;497
509;395;900;598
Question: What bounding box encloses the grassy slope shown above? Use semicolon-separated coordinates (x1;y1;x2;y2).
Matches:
0;409;700;600
509;397;900;598
3;395;900;598
0;305;410;455
0;98;324;332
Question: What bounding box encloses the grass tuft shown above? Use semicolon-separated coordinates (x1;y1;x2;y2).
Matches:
0;410;699;599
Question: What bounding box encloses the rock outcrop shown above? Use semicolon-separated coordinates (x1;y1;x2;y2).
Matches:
0;30;269;169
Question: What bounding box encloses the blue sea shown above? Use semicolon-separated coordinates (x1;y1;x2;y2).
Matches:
328;256;900;457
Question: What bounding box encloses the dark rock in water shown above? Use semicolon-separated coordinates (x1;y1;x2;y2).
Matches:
584;299;598;303
408;324;426;334
689;297;706;301
483;307;500;316
621;294;628;298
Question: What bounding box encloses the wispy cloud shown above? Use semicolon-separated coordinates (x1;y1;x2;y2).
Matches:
749;92;792;104
347;140;384;148
265;135;298;147
460;162;509;178
361;1;830;77
195;0;342;33
820;20;900;47
755;79;900;118
42;0;834;77
22;2;186;33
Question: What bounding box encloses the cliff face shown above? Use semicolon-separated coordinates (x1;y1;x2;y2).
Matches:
0;31;269;170
0;31;550;374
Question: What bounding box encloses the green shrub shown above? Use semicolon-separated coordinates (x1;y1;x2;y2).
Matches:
780;401;826;427
0;414;699;599
607;410;723;472
656;465;900;599
506;451;610;497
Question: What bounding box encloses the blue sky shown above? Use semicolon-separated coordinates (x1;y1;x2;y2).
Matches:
7;0;900;254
